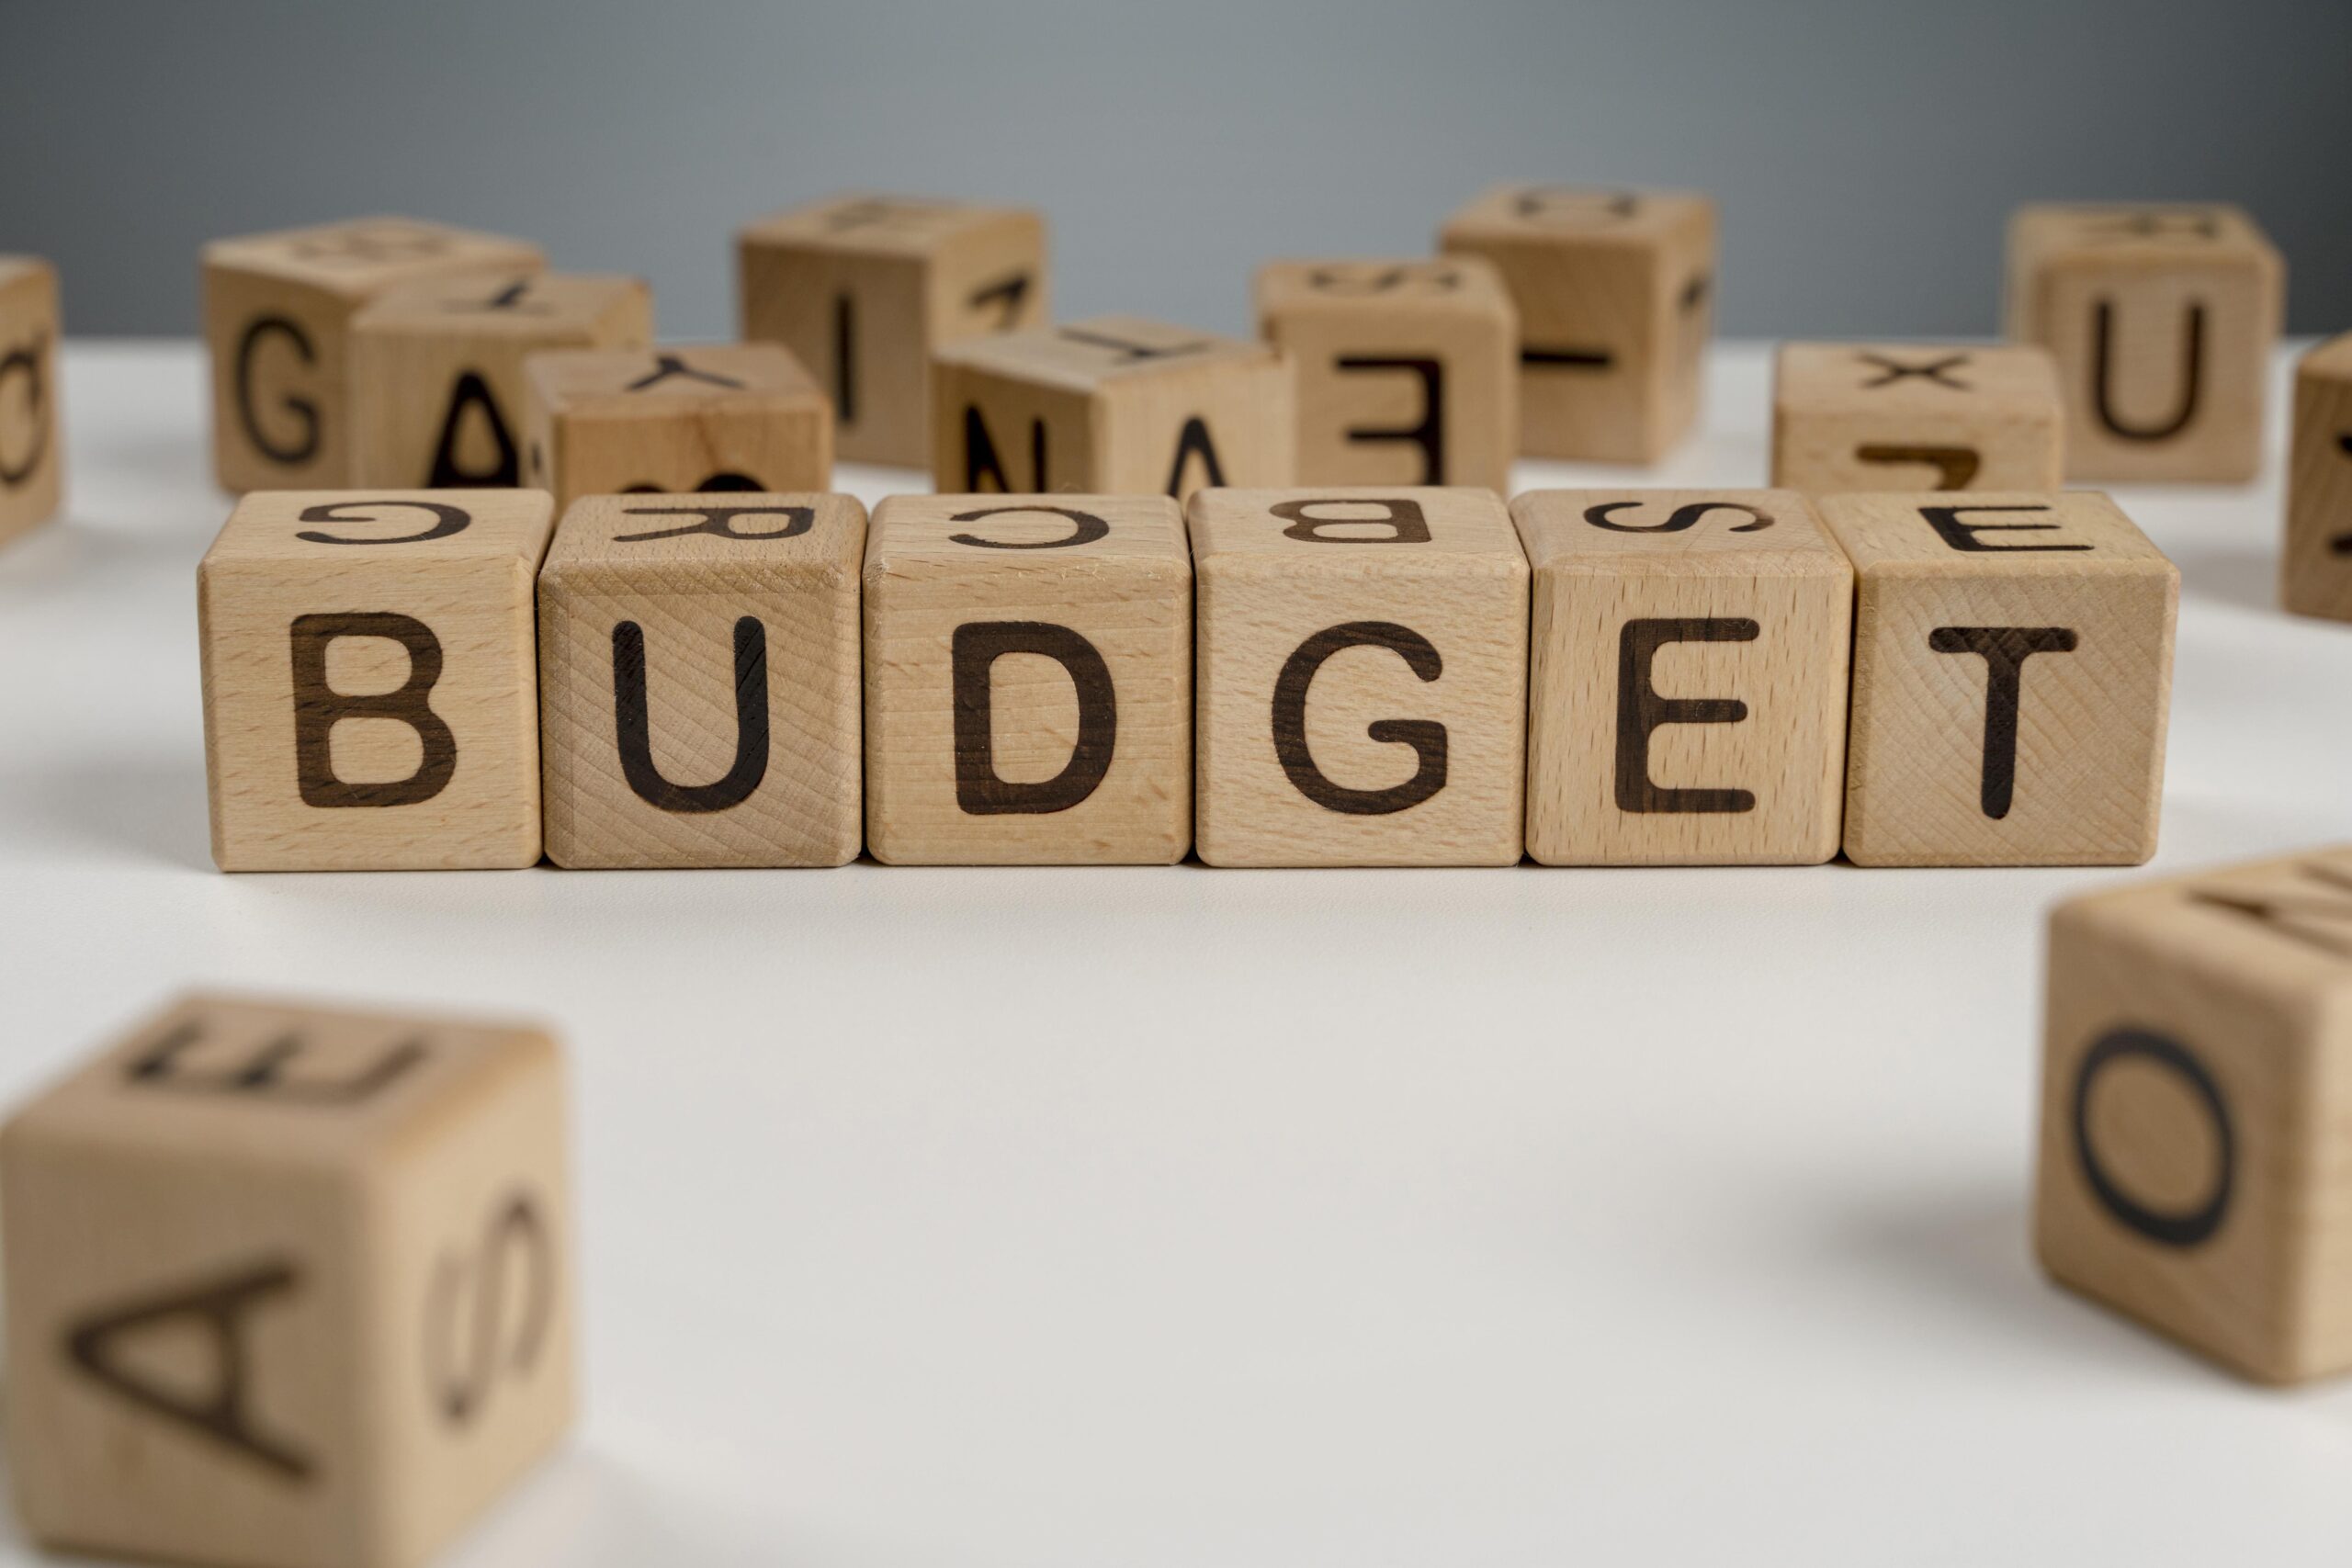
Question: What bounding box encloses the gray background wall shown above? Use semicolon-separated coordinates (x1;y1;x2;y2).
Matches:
6;0;2347;340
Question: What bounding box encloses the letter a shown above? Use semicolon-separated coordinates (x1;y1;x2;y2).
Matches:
426;370;520;486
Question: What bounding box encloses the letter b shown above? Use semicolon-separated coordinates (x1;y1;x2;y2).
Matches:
289;613;458;807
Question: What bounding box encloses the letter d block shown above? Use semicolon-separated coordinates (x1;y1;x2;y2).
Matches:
1512;490;1851;865
2281;333;2352;623
2037;848;2352;1382
1191;488;1528;866
1820;491;2177;867
537;494;865;869
198;491;555;871
1;992;574;1568
864;494;1191;864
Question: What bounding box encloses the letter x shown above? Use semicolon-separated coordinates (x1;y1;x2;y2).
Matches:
1858;352;1971;390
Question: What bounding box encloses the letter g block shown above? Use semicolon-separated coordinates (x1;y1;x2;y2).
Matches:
198;489;556;870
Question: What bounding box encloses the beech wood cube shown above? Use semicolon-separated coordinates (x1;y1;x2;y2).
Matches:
1771;342;2063;494
0;255;62;545
521;343;831;507
2281;333;2352;622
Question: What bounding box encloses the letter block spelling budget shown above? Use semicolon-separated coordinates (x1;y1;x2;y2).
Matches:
537;494;866;869
864;494;1190;864
2037;848;2352;1382
521;343;832;508
738;193;1047;468
2281;333;2352;622
1439;186;1714;464
1190;488;1529;867
931;316;1295;502
1771;343;2064;495
198;491;557;871
1820;491;2177;867
0;255;62;546
1512;491;1852;865
202;219;545;493
2004;204;2283;484
1254;257;1517;491
350;273;652;490
1;993;574;1568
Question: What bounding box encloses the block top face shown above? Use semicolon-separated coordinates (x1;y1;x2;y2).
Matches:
2010;203;2279;265
867;492;1187;570
352;271;649;339
200;216;544;296
1511;488;1849;573
739;192;1038;256
3;992;557;1168
542;491;865;581
1254;256;1512;318
0;254;53;290
1817;491;2174;580
2301;332;2352;382
1774;342;2060;416
1188;486;1524;576
202;489;555;570
2055;846;2352;1006
524;343;822;418
1440;184;1713;245
934;315;1279;394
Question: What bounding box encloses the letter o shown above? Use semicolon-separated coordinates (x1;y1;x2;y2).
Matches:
2070;1025;2233;1248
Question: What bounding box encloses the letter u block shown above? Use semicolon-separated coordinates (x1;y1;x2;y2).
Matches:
1;992;574;1568
2004;203;2282;483
0;255;62;546
1819;491;2177;867
2037;847;2352;1383
537;493;865;868
198;490;555;871
2282;333;2352;622
1190;488;1528;866
1513;490;1851;865
863;494;1190;864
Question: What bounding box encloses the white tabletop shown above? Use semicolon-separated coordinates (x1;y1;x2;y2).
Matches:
5;342;2350;1567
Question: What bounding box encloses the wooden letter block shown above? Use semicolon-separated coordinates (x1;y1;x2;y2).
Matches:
203;219;544;493
198;490;555;871
2281;333;2352;622
350;273;651;489
537;493;865;868
1;992;573;1568
2004;204;2283;483
1770;342;2063;494
1513;490;1851;865
1190;487;1527;866
1253;257;1517;491
932;316;1295;502
0;255;62;545
520;343;831;507
2036;847;2352;1382
1438;186;1714;464
1820;491;2177;867
737;194;1047;468
864;494;1190;864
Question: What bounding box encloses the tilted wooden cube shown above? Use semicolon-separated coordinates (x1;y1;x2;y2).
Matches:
537;492;865;869
1439;185;1714;464
2281;333;2352;622
1190;487;1527;866
1513;490;1851;865
1;992;573;1568
2037;847;2352;1382
1253;257;1517;491
520;343;831;507
932;316;1294;503
864;494;1190;864
202;218;544;493
2004;203;2283;483
198;490;555;871
0;255;62;546
738;193;1047;468
1820;491;2177;867
1771;342;2063;494
350;273;651;489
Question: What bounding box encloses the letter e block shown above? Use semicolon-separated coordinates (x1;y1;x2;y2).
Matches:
1;992;573;1568
2037;847;2352;1382
864;494;1190;864
198;490;555;871
1513;490;1851;865
537;494;865;868
2282;333;2352;622
0;255;62;545
1771;343;2063;494
1190;488;1527;866
1819;491;2177;867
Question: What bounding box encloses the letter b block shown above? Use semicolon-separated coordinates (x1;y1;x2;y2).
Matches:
1190;488;1528;866
1;992;573;1568
1819;492;2177;866
2037;848;2352;1382
2281;333;2352;622
198;491;555;871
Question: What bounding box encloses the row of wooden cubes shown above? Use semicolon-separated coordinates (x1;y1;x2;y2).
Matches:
198;483;2178;873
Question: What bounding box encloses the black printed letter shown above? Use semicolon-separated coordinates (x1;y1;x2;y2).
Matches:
289;613;458;807
1928;626;2077;818
612;618;769;813
1272;623;1447;815
1615;618;1759;814
952;622;1118;815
